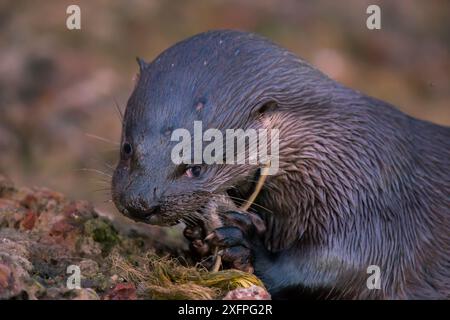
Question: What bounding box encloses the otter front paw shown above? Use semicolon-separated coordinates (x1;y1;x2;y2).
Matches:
205;210;266;273
183;224;211;258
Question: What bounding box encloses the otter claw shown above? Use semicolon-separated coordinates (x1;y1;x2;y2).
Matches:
189;239;210;257
205;226;250;248
184;225;204;241
221;210;266;236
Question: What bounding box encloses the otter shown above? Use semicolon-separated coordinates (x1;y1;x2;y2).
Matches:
111;30;450;299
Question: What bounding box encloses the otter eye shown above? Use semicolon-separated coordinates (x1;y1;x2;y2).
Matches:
185;165;202;178
121;142;133;160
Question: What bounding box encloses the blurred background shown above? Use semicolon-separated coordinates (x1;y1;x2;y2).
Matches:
0;0;449;217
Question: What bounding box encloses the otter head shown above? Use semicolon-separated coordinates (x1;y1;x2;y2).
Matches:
111;30;328;227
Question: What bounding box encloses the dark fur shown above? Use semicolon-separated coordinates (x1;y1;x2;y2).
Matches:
112;30;450;299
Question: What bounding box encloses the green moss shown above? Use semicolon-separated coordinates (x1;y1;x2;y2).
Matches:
84;219;120;255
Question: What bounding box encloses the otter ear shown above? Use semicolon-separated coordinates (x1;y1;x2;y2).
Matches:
134;57;148;87
136;57;148;71
253;101;278;117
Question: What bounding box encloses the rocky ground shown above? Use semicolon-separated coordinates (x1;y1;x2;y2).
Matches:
0;175;269;300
